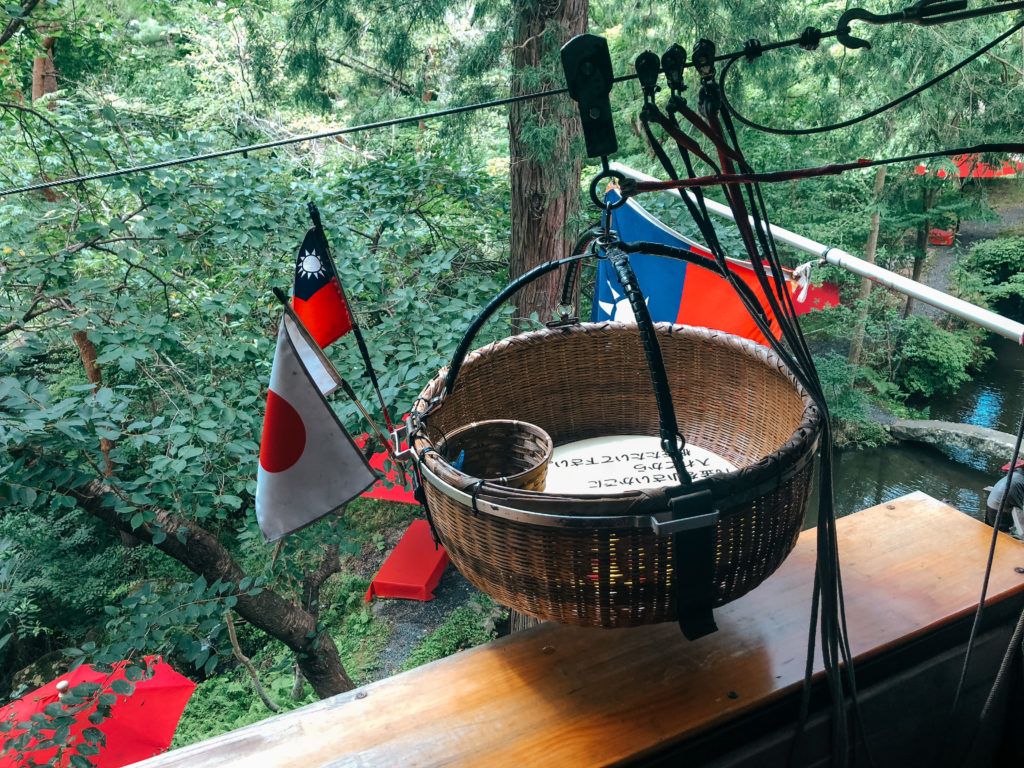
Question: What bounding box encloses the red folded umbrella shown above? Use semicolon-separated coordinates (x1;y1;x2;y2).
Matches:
0;657;195;767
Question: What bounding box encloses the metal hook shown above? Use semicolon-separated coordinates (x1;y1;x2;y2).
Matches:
837;1;968;50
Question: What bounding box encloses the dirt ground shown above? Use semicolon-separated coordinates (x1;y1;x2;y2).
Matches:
342;510;480;679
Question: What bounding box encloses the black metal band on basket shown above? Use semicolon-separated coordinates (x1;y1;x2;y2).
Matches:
443;252;593;397
605;245;717;637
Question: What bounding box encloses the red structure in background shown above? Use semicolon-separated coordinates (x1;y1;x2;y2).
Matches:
355;434;416;504
914;154;1022;246
913;153;1023;180
0;657;194;768
928;228;956;246
365;520;449;602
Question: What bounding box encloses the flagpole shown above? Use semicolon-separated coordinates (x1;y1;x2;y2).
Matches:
271;288;399;463
307;202;397;431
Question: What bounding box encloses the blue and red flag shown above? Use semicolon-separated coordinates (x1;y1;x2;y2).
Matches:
292;224;353;348
592;194;839;345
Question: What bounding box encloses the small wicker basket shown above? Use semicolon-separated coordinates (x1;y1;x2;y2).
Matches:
437;419;552;492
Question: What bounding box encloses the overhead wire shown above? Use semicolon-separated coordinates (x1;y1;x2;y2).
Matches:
7;2;1024;200
4;1;1021;762
718;18;1024;136
0;75;639;199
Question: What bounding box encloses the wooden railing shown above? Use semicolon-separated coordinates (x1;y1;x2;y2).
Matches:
133;492;1024;768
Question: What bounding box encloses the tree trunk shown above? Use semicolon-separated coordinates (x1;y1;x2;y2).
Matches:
71;331;115;477
292;545;340;699
31;33;57;106
848;166;887;368
72;327;140;547
0;0;44;49
507;0;588;331
902;188;934;319
70;479;355;698
31;29;59;203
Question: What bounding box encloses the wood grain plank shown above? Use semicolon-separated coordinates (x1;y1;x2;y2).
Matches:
134;493;1024;768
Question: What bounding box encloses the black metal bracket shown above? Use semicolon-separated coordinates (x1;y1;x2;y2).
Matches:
634;50;662;97
661;44;687;94
691;39;717;82
561;34;618;158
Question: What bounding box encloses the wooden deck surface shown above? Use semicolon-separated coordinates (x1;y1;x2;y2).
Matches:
135;492;1024;768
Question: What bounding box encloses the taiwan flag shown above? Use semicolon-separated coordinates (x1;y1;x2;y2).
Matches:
255;308;377;541
292;224;353;349
592;193;839;345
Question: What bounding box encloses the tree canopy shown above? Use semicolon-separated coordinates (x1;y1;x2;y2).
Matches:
1;0;1023;758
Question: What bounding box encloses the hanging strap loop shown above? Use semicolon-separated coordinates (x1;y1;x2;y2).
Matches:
606;244;692;487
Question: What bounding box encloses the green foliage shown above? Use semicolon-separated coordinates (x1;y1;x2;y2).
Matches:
957;236;1024;314
402;597;503;670
965;236;1024;285
814;352;891;449
1;0;1023;757
173;570;388;748
891;316;988;399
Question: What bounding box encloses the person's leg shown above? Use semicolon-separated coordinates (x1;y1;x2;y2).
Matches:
1011;507;1024;539
986;505;1013;531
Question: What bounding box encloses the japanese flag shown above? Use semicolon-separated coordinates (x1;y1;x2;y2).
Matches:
255;311;377;541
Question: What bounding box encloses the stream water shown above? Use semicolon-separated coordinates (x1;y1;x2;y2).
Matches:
930;336;1024;438
809;443;993;525
818;335;1024;525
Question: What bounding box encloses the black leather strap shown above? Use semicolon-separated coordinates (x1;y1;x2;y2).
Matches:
671;489;719;639
607;246;692;486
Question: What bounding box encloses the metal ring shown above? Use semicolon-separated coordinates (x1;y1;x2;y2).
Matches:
589;169;629;210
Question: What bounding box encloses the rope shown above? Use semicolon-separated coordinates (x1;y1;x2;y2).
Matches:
628;68;873;765
940;399;1024;766
719;19;1024;136
623;142;1024;196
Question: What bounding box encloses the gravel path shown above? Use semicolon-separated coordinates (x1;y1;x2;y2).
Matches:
915;193;1024;319
368;567;476;680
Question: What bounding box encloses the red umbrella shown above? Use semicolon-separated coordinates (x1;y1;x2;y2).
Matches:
0;657;195;767
1001;459;1024;472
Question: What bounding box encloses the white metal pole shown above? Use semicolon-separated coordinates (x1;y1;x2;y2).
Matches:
610;162;1024;345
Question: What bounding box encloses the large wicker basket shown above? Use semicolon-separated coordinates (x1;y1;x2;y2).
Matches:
410;322;821;630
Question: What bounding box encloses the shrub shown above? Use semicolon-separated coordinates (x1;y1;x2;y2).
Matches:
964;236;1024;285
891;317;985;399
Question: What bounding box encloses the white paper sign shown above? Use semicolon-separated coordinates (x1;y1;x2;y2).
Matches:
544;435;736;495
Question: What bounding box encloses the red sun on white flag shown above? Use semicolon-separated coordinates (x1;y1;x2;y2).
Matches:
255;312;377;541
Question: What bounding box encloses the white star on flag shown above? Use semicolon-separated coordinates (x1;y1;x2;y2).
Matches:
255;310;377;541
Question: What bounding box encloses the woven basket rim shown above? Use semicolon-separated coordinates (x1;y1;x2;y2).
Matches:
433;418;554;487
413;321;821;516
